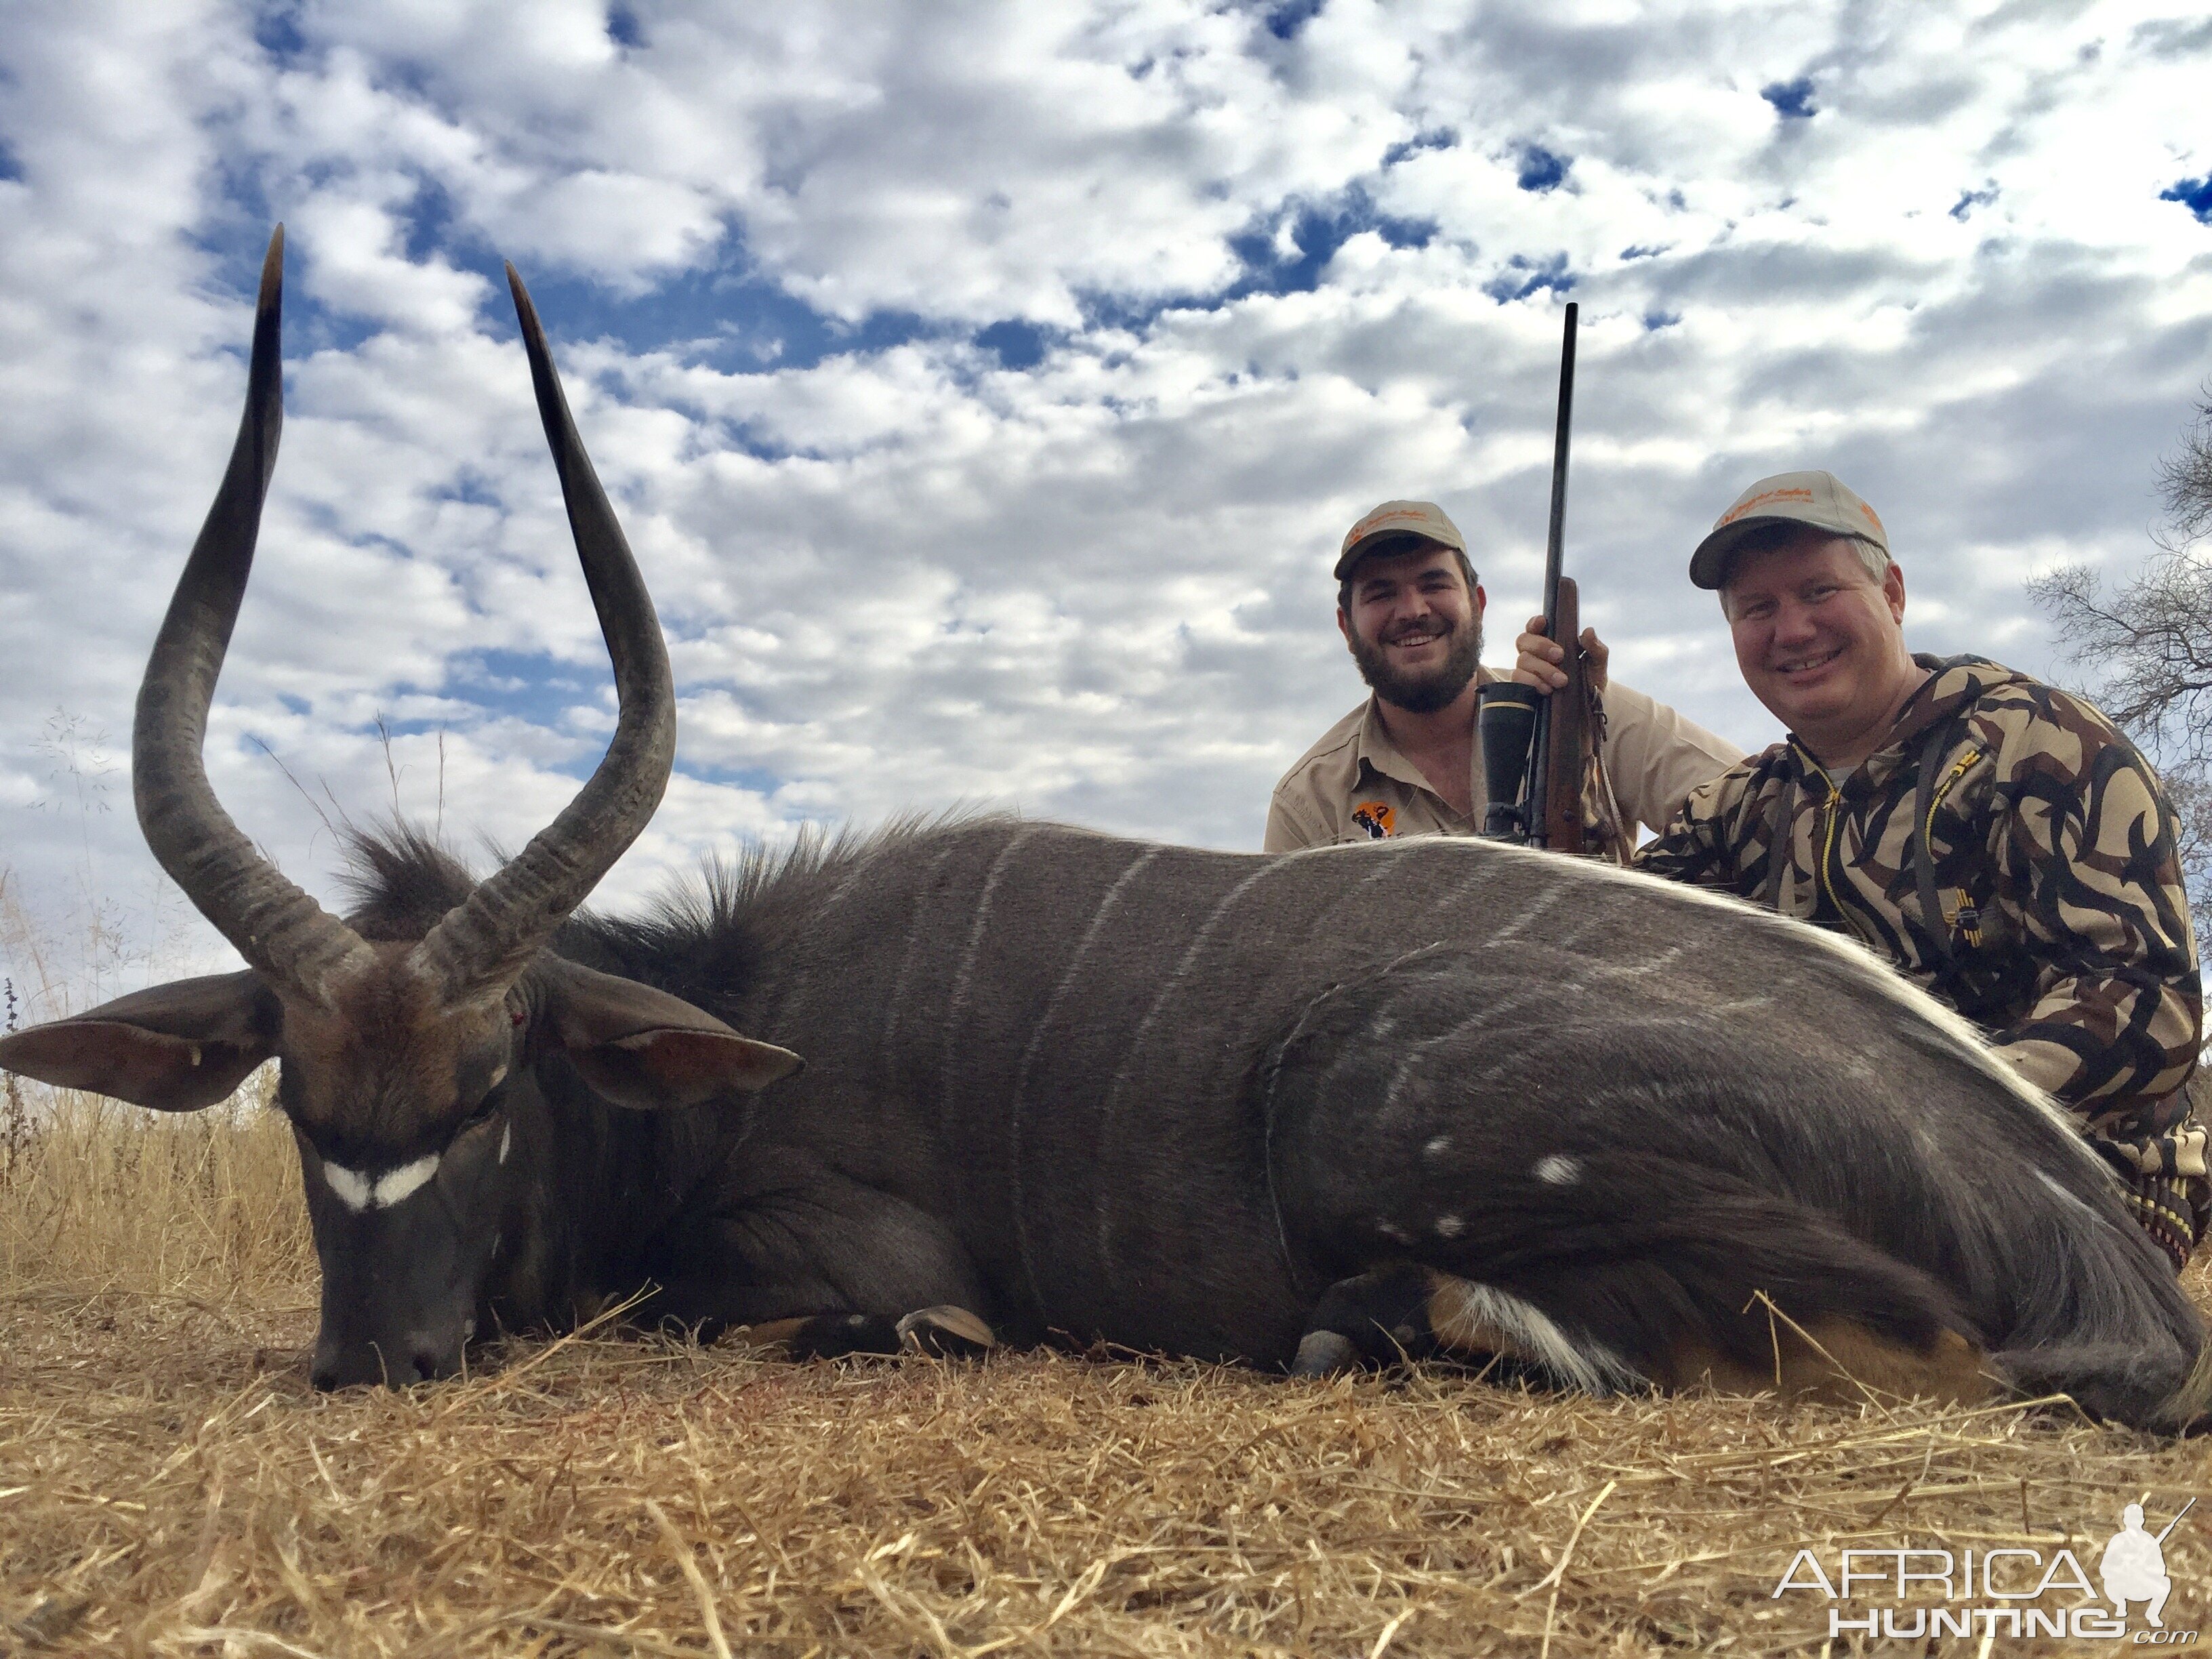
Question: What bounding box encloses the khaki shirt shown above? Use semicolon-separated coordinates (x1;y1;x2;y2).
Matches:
1264;669;1743;853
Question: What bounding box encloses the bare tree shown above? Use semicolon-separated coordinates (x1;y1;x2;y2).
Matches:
2158;386;2212;550
2032;385;2212;942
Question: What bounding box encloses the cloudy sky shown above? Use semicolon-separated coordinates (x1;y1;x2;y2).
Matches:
2;0;2209;1008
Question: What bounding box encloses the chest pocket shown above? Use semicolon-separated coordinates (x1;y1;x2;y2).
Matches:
1913;737;2001;972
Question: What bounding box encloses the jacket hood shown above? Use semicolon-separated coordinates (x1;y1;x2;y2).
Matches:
1886;655;2034;750
1779;654;2031;791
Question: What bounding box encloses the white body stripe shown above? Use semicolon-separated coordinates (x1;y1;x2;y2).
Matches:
943;826;1040;1111
1330;834;2105;1180
1008;844;1163;1315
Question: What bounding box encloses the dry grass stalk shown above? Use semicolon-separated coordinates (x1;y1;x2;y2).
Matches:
1;1090;2207;1656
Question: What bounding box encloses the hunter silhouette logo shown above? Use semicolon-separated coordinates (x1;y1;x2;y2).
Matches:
2102;1498;2192;1629
1771;1497;2198;1641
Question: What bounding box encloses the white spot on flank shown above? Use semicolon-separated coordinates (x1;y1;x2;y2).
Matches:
320;1153;441;1214
1423;1136;1452;1162
1534;1155;1580;1187
498;1124;512;1166
1376;1218;1414;1246
1435;1214;1464;1237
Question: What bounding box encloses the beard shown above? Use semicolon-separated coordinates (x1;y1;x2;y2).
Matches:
1349;613;1483;714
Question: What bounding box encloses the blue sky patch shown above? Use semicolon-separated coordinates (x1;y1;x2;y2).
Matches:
1263;0;1327;41
1950;184;1997;220
1486;253;1574;303
399;172;459;266
384;649;600;766
1223;188;1437;300
607;5;644;48
1762;77;1816;119
677;760;791;800
1382;129;1456;166
1517;146;1570;192
251;4;310;64
975;319;1053;369
2163;178;2212;224
490;258;936;374
188;205;382;356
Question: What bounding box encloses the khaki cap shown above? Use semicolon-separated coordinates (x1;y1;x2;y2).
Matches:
1335;499;1467;581
1689;470;1891;590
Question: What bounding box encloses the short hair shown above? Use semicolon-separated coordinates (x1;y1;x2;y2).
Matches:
1717;523;1891;612
1338;541;1479;613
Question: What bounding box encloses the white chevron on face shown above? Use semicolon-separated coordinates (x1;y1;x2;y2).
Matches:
320;1152;442;1214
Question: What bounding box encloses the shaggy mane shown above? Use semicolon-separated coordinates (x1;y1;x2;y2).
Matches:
340;810;1008;1021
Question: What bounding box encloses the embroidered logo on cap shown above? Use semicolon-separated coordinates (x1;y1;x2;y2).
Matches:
1717;487;1815;528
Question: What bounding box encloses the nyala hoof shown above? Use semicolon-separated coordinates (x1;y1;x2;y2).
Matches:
896;1305;997;1359
1290;1329;1362;1377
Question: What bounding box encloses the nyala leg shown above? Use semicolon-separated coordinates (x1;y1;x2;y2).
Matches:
1290;1266;1443;1375
738;1305;998;1361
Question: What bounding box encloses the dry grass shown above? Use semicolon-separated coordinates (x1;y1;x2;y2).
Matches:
0;1082;306;1306
2;1090;2209;1657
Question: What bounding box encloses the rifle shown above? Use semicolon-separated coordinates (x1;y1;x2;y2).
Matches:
2154;1496;2196;1545
1476;302;1590;852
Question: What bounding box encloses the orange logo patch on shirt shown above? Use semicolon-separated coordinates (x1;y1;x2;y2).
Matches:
1351;802;1396;840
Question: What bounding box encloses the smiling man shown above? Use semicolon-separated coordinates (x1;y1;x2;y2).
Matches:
1521;470;2207;1270
1264;499;1740;854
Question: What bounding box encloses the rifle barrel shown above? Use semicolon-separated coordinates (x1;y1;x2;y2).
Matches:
1542;302;1579;623
1526;302;1580;840
2155;1495;2196;1544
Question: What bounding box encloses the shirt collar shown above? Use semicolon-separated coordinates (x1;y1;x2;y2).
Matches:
1354;665;1496;792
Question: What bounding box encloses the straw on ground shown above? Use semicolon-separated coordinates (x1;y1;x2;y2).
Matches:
2;1087;2206;1656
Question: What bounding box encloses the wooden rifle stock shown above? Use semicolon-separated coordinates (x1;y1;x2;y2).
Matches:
1538;574;1589;853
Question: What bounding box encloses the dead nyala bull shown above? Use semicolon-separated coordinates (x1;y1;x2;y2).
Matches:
4;232;2208;1428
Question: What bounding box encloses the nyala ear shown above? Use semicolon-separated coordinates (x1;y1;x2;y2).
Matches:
535;958;803;1111
0;972;280;1112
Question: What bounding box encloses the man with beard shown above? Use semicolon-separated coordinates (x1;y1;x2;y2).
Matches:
1264;499;1741;852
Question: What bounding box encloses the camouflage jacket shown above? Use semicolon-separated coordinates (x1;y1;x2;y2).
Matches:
1636;655;2207;1269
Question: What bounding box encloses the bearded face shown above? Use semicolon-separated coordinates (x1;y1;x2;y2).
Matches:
1339;544;1483;714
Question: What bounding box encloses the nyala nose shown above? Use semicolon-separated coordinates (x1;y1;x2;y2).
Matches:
310;1334;462;1391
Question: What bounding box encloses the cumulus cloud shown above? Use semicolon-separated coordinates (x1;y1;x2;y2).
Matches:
1;0;2209;1011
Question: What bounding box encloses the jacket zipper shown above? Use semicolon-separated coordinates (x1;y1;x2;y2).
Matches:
1925;745;1983;946
1923;746;1980;844
1791;740;1873;947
